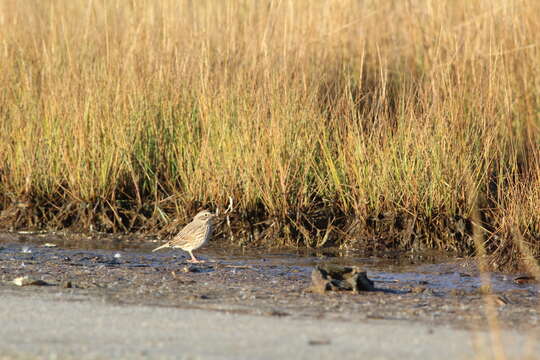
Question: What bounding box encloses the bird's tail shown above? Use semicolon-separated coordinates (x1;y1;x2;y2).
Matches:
152;243;170;252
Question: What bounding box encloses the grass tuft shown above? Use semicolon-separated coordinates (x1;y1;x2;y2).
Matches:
0;0;538;268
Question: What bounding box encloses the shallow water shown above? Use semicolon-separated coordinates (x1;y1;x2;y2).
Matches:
2;231;539;331
1;231;537;295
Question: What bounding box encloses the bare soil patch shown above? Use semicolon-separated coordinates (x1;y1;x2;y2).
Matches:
0;232;538;331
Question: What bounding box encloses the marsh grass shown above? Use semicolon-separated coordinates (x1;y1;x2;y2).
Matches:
0;0;538;268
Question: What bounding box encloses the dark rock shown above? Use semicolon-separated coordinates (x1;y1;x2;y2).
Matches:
268;310;289;317
182;265;200;273
310;264;374;294
308;339;331;346
513;276;537;285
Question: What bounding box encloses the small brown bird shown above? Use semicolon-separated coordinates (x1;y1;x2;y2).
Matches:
152;210;216;263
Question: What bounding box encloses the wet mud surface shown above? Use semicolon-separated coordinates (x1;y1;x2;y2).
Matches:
0;232;538;331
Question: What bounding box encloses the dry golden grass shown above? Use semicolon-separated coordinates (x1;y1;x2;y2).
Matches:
0;0;538;266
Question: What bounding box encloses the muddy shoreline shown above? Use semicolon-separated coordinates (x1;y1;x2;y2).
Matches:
2;204;539;273
0;232;538;332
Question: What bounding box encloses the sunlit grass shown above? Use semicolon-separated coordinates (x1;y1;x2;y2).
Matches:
0;0;538;266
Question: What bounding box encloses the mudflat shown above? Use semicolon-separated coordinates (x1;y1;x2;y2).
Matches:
0;232;538;359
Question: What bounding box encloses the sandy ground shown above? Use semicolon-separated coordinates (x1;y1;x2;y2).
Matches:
0;291;538;360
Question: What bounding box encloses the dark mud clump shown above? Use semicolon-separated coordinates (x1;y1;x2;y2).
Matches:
310;264;375;294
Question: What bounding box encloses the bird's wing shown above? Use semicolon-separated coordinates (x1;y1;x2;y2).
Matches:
168;221;200;247
152;220;199;251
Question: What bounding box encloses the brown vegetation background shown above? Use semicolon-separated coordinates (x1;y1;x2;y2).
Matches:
0;0;538;269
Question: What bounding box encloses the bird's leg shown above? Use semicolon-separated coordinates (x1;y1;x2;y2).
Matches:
187;251;204;263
